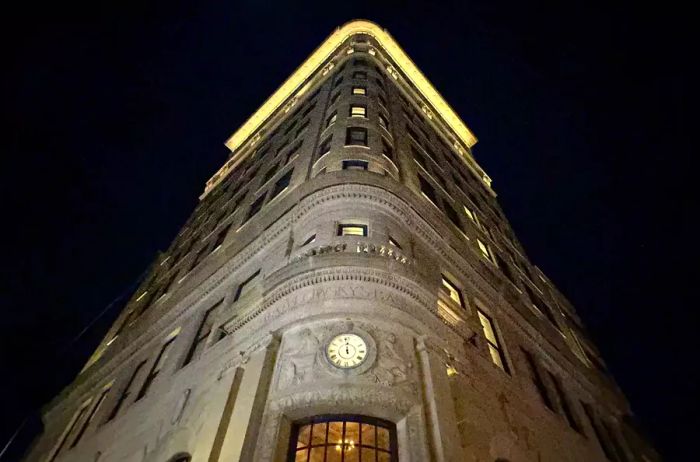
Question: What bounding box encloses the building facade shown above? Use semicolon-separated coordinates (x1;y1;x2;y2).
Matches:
25;20;659;462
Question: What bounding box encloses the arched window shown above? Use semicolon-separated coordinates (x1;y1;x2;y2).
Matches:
289;415;397;461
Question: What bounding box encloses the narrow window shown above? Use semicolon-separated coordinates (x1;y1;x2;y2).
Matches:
233;269;261;302
211;224;231;253
245;195;265;221
445;204;462;229
136;336;177;400
378;114;389;130
463;205;481;227
325;111;337;128
302;234;316;246
345;127;368;146
441;275;464;309
70;386;111;448
350;105;367;117
318;136;332;158
477;309;509;373
49;404;90;461
378;92;388;108
476;238;493;261
353;58;367;66
352;86;366;95
381;138;394;161
106;360;147;422
295;120;310;139
337;223;368;237
301;103;316;118
582;402;619;461
271;169;293;199
388;237;401;249
494;253;517;285
183;299;224;366
418;175;437;206
342;160;368;171
333;76;344;88
284;141;302;164
187;244;209;273
547;371;583;433
330;91;341;105
521;348;555;411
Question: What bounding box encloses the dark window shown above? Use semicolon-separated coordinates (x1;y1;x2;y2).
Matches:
325;111;337;128
246;195;265;221
183;299;224;366
521;348;555;411
334;76;344;88
295;120;310;139
345;127;368;146
70;387;110;448
49;405;89;461
353;70;367;79
136;336;177;400
318;136;332;158
582;402;619;461
378;114;389;130
547;371;583;433
388;237;401;249
330;91;341;105
342;160;368;171
418;175;437;205
263;165;277;185
353;58;367;66
337;223;368;237
375;76;384;88
382;138;394;161
302;103;316;118
233;269;261;302
494;253;517;285
187;244;209;273
271;169;293;199
378;92;388;108
445;204;462;229
211;224;231;253
106;360;147;422
288;415;397;462
302;234;316;246
284;141;302;164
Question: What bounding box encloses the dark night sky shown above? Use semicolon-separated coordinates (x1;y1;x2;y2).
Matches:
1;1;693;460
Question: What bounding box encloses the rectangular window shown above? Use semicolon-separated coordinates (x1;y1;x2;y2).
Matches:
136;336;177;400
337;223;368;237
342;160;368;171
547;371;583;433
183;299;224;366
271;169;293;199
345;127;368;146
353;70;367;79
326;111;337;128
318;136;332;159
352;86;366;95
445;205;462;230
441;275;464;308
476;238;493;261
418;175;437;206
233;269;261;302
245;195;265;221
70;386;111;448
350;105;367;117
382;138;394;161
521;348;556;411
211;224;231;253
477;309;508;373
106;360;147;422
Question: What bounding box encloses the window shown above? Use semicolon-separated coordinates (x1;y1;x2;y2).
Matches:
521;348;555;411
246;195;265;222
49;404;90;461
233;269;261;302
70;386;111;448
353;57;367;66
352;86;366;95
318;136;332;159
378;92;388;108
523;283;559;326
582;402;619;461
330;91;341;105
388;237;401;249
326;111;337;128
337;223;368;237
418;175;437;206
295;120;310;139
378;114;389;130
476;238;493;261
345;127;368;146
494;253;517;285
463;205;480;227
106;360;147;422
289;415;397;462
441;275;464;308
271;169;293;199
350;105;367;117
547;371;583;433
342;160;368;171
136;336;177;400
353;70;367;79
183;299;224;366
333;76;344;88
445;205;462;230
302;103;316;118
382;138;394;161
302;234;316;246
477;309;508;372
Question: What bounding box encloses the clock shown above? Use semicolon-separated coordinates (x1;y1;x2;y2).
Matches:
326;333;368;369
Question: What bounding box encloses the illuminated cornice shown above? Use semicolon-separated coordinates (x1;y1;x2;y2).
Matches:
224;20;478;152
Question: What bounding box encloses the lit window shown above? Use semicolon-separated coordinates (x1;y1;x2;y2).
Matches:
441;275;464;308
477;238;492;261
342;160;368;171
337;223;368;237
477;309;508;372
290;415;396;462
463;205;480;227
345;127;368;146
352;86;366;95
350;105;367;117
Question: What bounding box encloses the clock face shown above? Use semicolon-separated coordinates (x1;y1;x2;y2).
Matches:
326;333;368;369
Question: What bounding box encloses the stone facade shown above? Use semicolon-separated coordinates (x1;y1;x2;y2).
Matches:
24;20;659;462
